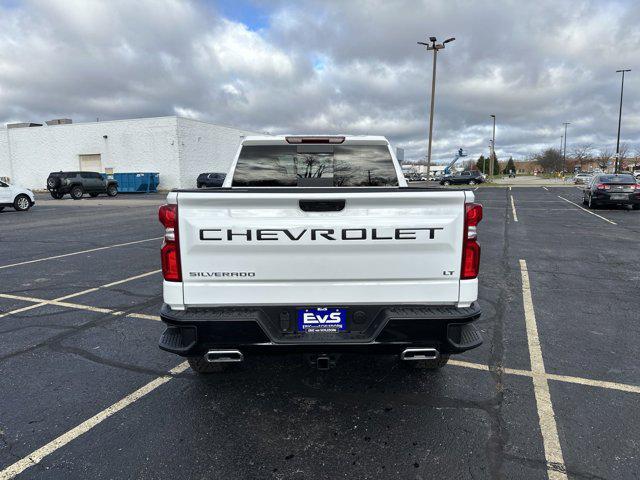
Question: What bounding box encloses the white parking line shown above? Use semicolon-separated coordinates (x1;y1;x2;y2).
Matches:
0;237;163;270
0;362;188;480
557;196;617;225
542;186;549;191
0;270;161;320
510;195;518;222
520;259;567;480
2;285;640;479
4;288;640;396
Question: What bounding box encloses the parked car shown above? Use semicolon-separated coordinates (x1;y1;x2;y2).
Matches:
46;171;118;199
440;170;484;186
573;172;592;184
582;173;640;209
197;172;226;188
0;179;35;212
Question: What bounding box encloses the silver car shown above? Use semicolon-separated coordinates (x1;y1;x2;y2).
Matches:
573;172;593;184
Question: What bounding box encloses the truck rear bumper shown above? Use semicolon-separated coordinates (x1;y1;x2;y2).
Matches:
159;302;482;357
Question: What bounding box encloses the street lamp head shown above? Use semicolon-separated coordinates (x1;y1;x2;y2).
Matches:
429;36;437;42
616;69;631;73
443;37;455;44
490;114;495;118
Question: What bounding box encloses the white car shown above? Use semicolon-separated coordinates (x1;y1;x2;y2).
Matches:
0;180;35;212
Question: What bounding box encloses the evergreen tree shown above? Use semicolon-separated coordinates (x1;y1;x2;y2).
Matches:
492;155;500;175
475;155;488;173
503;157;516;174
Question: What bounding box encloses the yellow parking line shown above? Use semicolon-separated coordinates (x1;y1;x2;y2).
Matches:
126;312;162;321
3;291;640;395
0;362;189;480
510;195;518;222
448;359;490;371
101;270;161;288
557;196;617;225
0;270;161;320
0;302;49;319
520;259;567;479
0;237;163;270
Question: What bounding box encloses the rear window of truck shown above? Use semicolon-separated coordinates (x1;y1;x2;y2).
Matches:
232;145;399;187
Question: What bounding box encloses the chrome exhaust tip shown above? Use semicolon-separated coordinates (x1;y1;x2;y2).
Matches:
204;350;244;363
401;348;439;362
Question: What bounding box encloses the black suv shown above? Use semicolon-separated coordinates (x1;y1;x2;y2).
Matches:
197;172;226;188
440;170;485;186
47;171;118;199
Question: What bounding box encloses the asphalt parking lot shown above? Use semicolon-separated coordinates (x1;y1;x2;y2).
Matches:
1;187;639;480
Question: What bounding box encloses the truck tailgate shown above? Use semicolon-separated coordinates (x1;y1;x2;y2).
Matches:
177;189;468;306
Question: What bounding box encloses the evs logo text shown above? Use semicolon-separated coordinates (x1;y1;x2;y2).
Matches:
298;308;346;332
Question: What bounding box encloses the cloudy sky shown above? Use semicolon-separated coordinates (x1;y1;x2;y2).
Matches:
1;0;639;163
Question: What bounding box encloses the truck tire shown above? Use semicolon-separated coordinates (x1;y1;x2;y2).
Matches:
468;180;476;185
401;354;449;370
50;191;64;199
106;185;118;197
47;176;61;189
443;180;451;186
187;357;229;374
70;186;84;200
0;207;4;212
14;194;32;211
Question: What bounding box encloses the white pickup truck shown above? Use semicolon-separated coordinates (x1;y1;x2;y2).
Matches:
158;135;483;373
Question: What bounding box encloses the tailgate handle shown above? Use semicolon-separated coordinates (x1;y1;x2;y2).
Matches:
299;199;345;212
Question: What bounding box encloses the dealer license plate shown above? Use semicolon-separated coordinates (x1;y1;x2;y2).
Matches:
298;308;346;333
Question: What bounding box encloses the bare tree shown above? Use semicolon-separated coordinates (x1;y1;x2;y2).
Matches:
571;144;593;171
596;147;614;171
617;143;630;171
633;148;640;168
535;148;563;172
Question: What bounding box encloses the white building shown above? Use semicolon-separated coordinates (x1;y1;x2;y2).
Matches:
0;116;258;190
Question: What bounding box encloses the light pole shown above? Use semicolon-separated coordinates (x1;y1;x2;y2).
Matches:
418;36;455;179
615;69;630;173
490;115;496;177
562;122;570;174
483;145;488;174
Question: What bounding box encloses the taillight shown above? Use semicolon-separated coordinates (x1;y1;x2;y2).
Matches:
634;184;640;190
461;203;482;280
159;204;181;282
596;183;610;190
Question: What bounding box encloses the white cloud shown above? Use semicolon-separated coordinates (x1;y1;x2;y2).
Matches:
0;0;639;162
